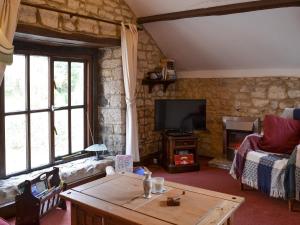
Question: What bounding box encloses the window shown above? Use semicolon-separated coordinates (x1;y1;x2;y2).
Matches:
0;46;94;177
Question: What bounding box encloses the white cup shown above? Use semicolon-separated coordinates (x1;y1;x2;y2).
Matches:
152;177;164;193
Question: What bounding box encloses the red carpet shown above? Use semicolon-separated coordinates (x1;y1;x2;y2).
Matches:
7;159;300;225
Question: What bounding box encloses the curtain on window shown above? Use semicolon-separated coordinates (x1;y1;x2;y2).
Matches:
121;23;140;162
0;0;20;85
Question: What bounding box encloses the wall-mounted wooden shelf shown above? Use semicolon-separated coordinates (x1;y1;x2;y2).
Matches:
142;79;176;93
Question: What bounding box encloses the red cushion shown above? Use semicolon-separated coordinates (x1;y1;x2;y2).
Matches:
0;218;9;225
258;114;300;154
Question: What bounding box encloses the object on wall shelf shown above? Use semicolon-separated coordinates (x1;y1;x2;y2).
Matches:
142;79;176;93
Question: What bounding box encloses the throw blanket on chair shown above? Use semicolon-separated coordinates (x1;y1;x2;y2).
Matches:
231;133;262;179
284;146;300;201
231;149;288;198
230;134;291;199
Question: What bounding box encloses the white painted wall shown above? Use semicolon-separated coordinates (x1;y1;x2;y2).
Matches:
124;0;300;77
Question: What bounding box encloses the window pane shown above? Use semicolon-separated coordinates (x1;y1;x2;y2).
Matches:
55;110;68;157
4;55;26;112
54;61;68;107
31;112;50;168
30;56;49;110
72;108;84;153
5;115;27;175
71;62;84;106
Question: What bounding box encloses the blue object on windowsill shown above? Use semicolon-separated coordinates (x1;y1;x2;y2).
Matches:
133;167;145;176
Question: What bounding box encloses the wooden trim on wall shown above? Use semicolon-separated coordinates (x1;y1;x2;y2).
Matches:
137;0;300;24
15;24;121;48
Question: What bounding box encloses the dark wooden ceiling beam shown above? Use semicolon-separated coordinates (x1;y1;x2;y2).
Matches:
15;24;120;48
137;0;300;24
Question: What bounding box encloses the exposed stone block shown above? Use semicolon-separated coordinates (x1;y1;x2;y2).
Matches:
61;15;76;31
252;99;269;107
19;5;37;24
100;48;113;59
67;0;80;11
270;101;279;110
86;4;99;15
77;18;99;34
100;108;124;125
38;9;59;29
104;0;118;8
114;124;126;135
103;80;124;95
110;95;125;108
112;67;123;80
268;86;287;99
121;9;133;18
101;69;112;78
102;59;122;69
100;22;117;36
113;48;122;59
288;90;300;98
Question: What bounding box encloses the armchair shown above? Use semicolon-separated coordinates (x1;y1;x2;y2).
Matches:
230;108;300;211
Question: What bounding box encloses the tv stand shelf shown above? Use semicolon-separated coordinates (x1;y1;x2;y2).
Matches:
162;133;200;173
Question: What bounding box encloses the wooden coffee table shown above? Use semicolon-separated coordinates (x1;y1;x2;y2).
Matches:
60;173;244;225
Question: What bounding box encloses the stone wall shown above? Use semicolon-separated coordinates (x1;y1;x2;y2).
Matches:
131;76;300;159
18;0;134;37
96;31;166;156
97;47;126;154
173;77;300;157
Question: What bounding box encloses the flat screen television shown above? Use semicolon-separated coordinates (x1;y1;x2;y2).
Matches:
155;99;206;132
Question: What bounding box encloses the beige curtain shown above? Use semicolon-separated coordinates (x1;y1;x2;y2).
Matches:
121;23;140;162
0;0;21;85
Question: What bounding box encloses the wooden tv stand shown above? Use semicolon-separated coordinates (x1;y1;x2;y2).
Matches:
162;133;200;173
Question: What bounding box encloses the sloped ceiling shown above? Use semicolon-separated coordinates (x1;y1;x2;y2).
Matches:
125;0;300;77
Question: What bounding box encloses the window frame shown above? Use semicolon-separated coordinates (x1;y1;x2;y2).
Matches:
0;42;97;178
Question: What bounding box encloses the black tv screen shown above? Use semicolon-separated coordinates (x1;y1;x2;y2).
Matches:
155;99;206;132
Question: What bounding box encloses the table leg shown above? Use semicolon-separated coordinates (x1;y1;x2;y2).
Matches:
71;203;77;225
226;216;233;225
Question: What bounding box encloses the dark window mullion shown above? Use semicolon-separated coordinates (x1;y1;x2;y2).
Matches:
51;105;84;111
26;54;31;170
5;109;50;116
50;58;55;164
68;61;72;155
84;62;87;148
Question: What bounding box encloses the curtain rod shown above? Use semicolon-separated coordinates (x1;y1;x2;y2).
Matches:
21;1;143;30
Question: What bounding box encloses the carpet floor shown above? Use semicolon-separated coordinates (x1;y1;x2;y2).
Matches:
7;159;300;225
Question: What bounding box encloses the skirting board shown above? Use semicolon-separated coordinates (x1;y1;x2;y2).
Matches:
177;69;300;78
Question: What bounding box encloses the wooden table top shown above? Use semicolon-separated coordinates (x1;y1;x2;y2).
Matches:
60;173;244;225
